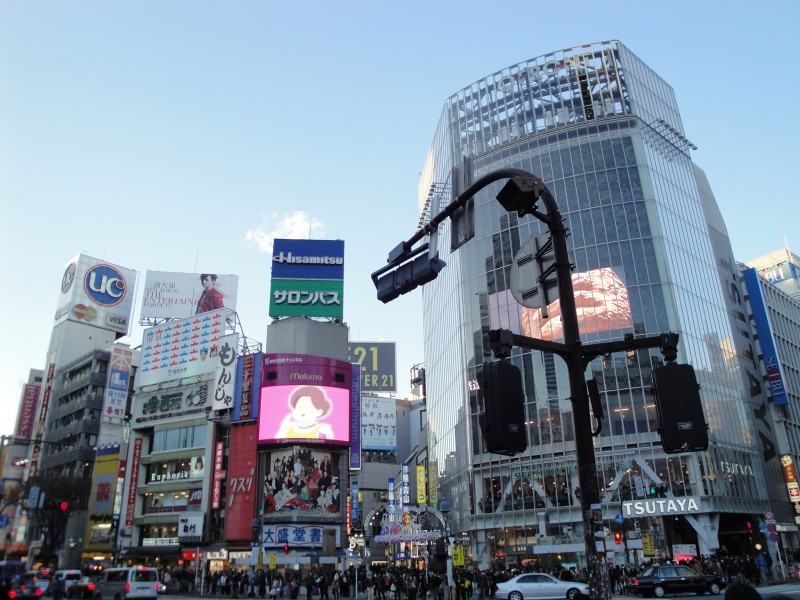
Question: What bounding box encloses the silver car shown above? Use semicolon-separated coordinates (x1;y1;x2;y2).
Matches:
495;573;589;600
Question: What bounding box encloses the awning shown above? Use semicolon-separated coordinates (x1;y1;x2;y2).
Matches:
120;546;183;556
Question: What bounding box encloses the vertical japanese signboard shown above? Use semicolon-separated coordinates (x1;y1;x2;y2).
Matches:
212;441;226;509
125;439;143;531
212;334;239;411
387;477;395;521
417;465;427;504
102;346;133;425
401;464;410;506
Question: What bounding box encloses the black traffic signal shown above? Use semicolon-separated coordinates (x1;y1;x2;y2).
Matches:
375;254;446;303
283;543;289;555
59;501;69;512
652;363;708;454
479;360;527;456
746;522;753;535
614;531;622;545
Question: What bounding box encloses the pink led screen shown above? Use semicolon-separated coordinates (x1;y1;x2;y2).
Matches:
259;354;352;446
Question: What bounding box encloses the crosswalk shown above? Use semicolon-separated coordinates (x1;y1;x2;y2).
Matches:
758;582;800;598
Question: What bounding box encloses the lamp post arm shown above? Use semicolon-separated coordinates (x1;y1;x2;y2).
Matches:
380;168;543;267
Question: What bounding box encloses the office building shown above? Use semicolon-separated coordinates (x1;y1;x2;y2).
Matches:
417;40;792;568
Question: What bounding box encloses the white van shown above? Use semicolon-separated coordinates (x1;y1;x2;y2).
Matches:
96;567;160;600
54;570;83;591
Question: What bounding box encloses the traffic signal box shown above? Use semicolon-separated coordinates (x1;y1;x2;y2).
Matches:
479;360;527;456
652;363;709;454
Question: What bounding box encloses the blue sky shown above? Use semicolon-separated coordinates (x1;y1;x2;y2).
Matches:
1;0;798;436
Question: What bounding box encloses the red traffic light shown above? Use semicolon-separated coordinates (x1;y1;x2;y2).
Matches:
283;543;289;555
614;531;622;545
746;522;753;533
59;501;69;512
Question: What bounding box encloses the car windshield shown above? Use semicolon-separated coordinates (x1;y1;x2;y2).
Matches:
640;567;658;577
133;570;158;583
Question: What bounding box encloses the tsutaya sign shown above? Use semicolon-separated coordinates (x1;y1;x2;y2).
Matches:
622;496;701;518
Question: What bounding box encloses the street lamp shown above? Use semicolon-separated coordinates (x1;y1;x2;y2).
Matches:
251;518;262;568
439;500;452;600
372;168;611;597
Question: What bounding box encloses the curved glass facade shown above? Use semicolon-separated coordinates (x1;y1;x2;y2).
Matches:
418;41;790;568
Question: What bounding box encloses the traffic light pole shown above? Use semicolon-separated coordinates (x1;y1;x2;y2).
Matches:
372;169;678;600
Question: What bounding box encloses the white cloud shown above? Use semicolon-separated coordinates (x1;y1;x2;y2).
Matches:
244;211;326;253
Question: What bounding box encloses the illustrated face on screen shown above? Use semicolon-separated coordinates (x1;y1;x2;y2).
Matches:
259;382;350;444
277;386;335;440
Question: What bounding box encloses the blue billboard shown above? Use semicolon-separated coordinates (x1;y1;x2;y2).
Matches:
742;268;789;407
271;239;345;280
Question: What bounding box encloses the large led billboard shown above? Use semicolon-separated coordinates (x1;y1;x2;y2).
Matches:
141;271;239;319
259;354;352;445
55;254;137;335
263;445;342;519
519;267;633;341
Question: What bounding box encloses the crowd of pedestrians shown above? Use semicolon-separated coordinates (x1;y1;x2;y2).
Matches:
159;549;800;599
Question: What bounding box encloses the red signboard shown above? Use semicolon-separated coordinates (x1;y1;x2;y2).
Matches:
212;441;225;509
125;439;143;527
16;384;40;439
223;424;259;541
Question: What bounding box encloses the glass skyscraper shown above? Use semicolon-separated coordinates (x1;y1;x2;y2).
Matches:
418;41;793;569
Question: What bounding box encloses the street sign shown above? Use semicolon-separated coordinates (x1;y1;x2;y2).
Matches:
510;235;558;313
764;510;775;520
614;514;625;524
767;523;777;533
770;533;779;542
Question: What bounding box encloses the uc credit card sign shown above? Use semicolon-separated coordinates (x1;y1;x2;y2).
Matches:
55;254;137;335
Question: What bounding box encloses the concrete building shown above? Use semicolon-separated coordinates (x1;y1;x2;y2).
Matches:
19;255;138;569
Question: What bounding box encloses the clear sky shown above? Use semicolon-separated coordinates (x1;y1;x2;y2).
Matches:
1;0;798;436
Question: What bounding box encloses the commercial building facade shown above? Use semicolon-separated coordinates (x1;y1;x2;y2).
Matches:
741;250;800;528
417;41;793;568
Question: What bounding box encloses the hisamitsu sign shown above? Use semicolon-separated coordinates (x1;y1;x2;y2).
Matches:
622;496;701;518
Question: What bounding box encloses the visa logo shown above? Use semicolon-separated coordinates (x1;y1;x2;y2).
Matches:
107;313;128;327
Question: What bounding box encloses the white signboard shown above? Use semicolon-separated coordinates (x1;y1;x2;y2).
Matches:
362;397;397;450
259;524;339;548
141;271;239;319
137;311;227;387
212;334;239;411
622;496;701;518
55;254;137;335
178;514;205;539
